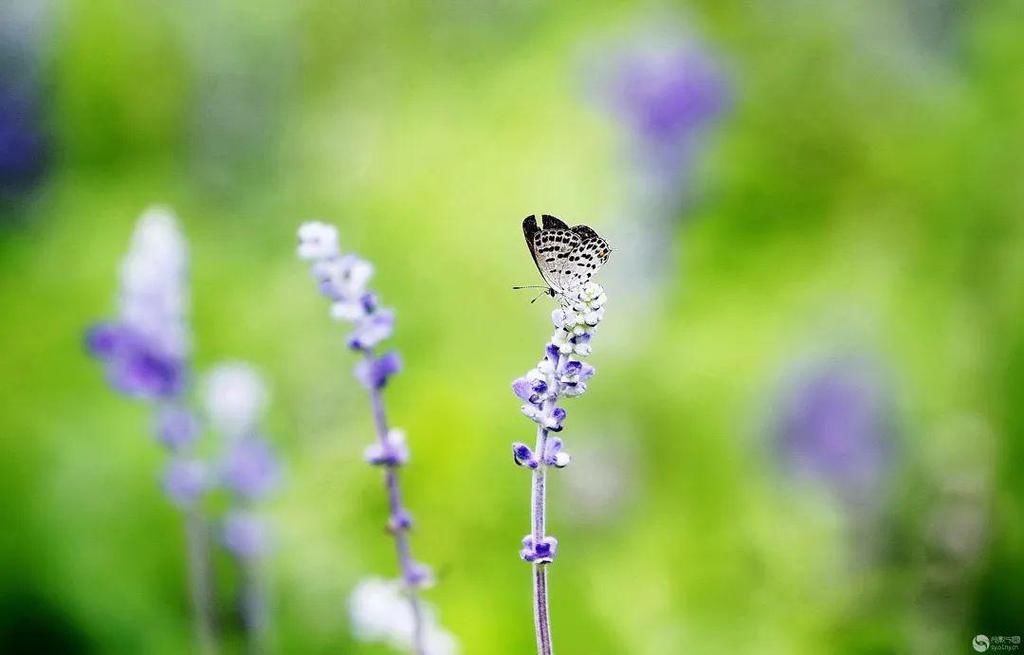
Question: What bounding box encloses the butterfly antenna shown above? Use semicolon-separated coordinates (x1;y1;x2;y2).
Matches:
512;285;549;291
530;289;548;303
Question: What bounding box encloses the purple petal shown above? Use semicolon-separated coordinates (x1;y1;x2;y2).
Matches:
545;343;560;363
354;351;403;390
107;347;186;400
512;378;533;402
84;322;126;358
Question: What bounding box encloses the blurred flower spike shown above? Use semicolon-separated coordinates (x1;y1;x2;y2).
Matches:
85;207;190;401
775;355;895;504
598;34;731;175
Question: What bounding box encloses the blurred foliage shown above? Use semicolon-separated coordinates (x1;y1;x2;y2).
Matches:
1;0;1023;653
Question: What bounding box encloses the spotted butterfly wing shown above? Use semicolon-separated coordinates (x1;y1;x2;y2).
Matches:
523;214;610;296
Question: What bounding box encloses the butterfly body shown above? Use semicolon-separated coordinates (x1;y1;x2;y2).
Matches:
521;214;610;299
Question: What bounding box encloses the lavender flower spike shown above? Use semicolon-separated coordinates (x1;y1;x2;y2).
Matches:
298;221;451;655
512;281;607;655
84;207;215;653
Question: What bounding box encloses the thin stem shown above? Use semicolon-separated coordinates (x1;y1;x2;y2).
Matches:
241;556;267;655
184;508;217;655
365;351;427;655
530;359;560;655
534;565;552;655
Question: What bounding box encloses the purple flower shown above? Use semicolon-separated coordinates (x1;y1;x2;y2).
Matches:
542;437;571;468
560;360;596;398
348;310;395;351
155;404;200;451
387;509;414;533
519;535;558;564
775;357;893;501
406;562;434;589
354;351;402;390
162;459;209;507
223;511;271;560
222;436;280;500
365;429;410;467
315;254;373;303
512;442;539;469
512;374;549;406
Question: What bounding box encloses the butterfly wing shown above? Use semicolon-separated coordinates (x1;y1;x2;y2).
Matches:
558;228;610;292
523;214;581;293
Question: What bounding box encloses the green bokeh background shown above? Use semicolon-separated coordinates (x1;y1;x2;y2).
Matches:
2;1;1023;653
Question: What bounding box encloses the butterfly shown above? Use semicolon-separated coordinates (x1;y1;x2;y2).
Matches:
515;214;611;301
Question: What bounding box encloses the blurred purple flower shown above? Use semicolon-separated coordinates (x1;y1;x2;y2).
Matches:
609;44;729;146
354;351;402;390
596;36;730;180
162;459;210;508
365;429;410;467
156;404;200;451
85;207;191;402
223;511;271;560
0;83;47;199
775;356;894;501
222;436;280;500
348;309;396;351
86;323;186;399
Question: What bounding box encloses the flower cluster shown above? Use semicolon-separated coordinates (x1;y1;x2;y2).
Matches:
511;281;607;566
86;206;190;400
298;221;397;361
775;355;892;504
513;284;605;451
